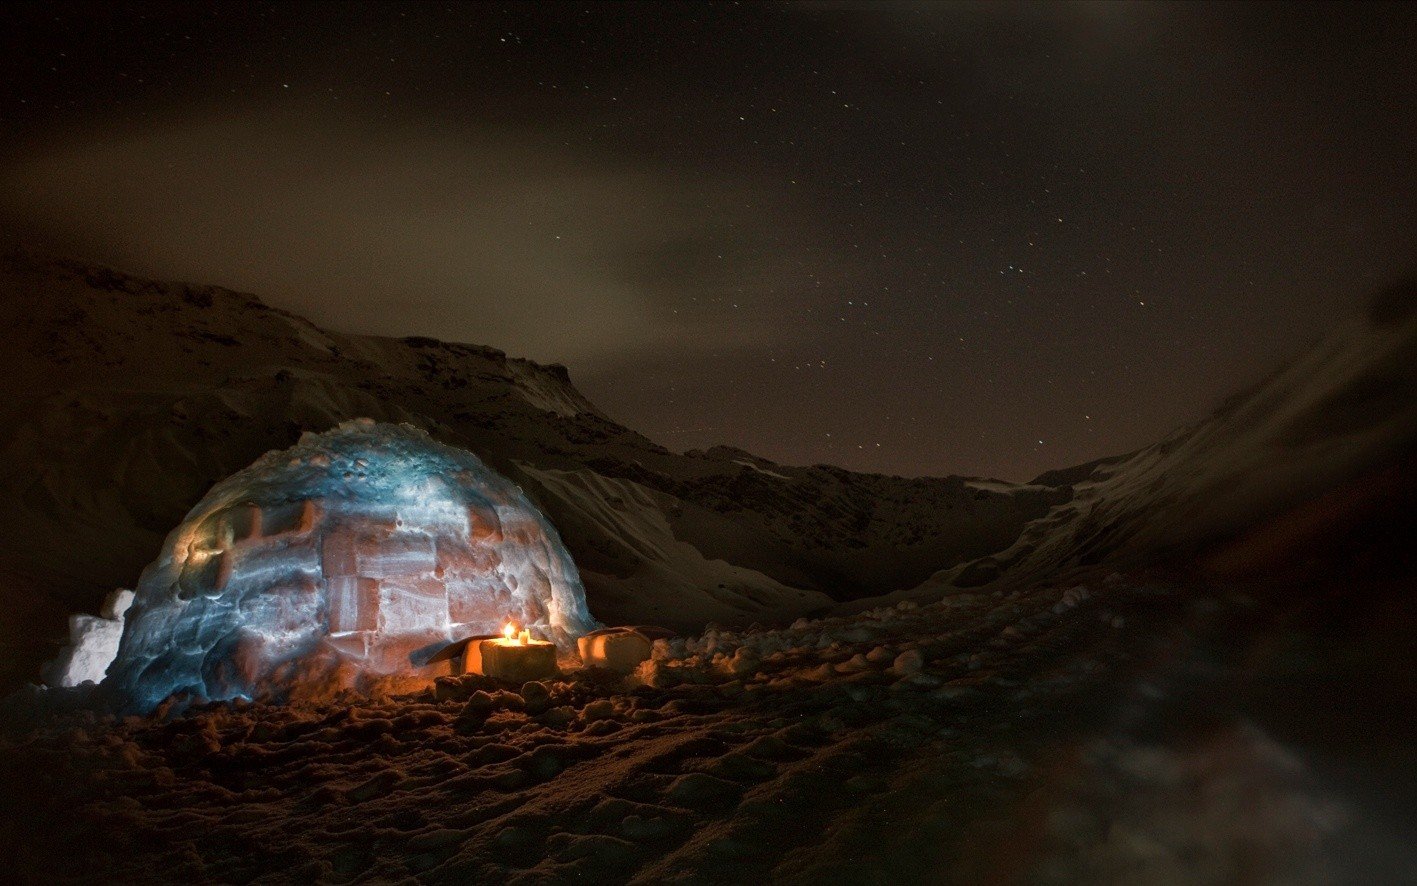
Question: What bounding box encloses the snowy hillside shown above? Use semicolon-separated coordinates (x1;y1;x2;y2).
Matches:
1;253;1412;884
878;278;1417;604
0;249;1061;689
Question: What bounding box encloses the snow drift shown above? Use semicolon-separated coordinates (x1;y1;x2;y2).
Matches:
100;420;595;711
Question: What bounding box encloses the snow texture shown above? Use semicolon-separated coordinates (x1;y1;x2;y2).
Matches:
102;419;595;712
3;575;1379;884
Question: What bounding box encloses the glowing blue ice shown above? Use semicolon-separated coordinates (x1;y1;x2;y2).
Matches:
103;419;596;711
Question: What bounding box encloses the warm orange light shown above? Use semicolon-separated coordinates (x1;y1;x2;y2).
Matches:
502;622;516;640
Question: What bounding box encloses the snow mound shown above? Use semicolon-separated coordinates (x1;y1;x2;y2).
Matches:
102;419;595;712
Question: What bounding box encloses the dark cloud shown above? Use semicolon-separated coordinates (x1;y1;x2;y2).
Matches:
0;106;848;367
2;1;1413;479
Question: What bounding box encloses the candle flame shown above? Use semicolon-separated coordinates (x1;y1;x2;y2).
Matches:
502;622;515;640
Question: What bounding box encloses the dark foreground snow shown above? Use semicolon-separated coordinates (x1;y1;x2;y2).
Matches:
6;571;1410;885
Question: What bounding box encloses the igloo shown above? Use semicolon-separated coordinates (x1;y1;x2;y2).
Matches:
101;419;596;711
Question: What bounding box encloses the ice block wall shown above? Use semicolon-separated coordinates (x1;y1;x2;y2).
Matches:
102;419;596;711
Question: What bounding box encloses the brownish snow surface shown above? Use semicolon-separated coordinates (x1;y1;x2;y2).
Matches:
2;575;1411;885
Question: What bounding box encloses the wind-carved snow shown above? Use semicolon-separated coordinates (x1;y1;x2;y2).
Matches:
102;419;595;712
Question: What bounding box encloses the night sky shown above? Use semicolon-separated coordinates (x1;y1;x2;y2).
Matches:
2;2;1413;481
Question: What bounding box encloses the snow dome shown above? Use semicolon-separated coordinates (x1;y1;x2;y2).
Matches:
102;419;596;711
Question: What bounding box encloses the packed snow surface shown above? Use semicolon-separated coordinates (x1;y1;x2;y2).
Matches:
4;573;1391;884
102;419;595;712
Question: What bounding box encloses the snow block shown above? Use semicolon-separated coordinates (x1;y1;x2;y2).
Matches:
43;589;133;687
101;420;598;712
468;637;558;682
578;627;657;673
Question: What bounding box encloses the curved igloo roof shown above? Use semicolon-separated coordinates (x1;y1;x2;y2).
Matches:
104;419;596;711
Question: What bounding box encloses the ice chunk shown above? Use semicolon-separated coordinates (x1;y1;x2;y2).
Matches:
100;420;598;712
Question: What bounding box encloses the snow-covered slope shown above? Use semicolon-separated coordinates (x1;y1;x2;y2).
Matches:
900;278;1417;598
515;464;834;632
0;249;1061;689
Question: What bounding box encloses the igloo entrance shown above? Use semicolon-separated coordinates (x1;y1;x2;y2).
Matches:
101;420;596;711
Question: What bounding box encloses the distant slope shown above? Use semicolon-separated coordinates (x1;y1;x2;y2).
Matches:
0;249;1063;689
851;276;1417;608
